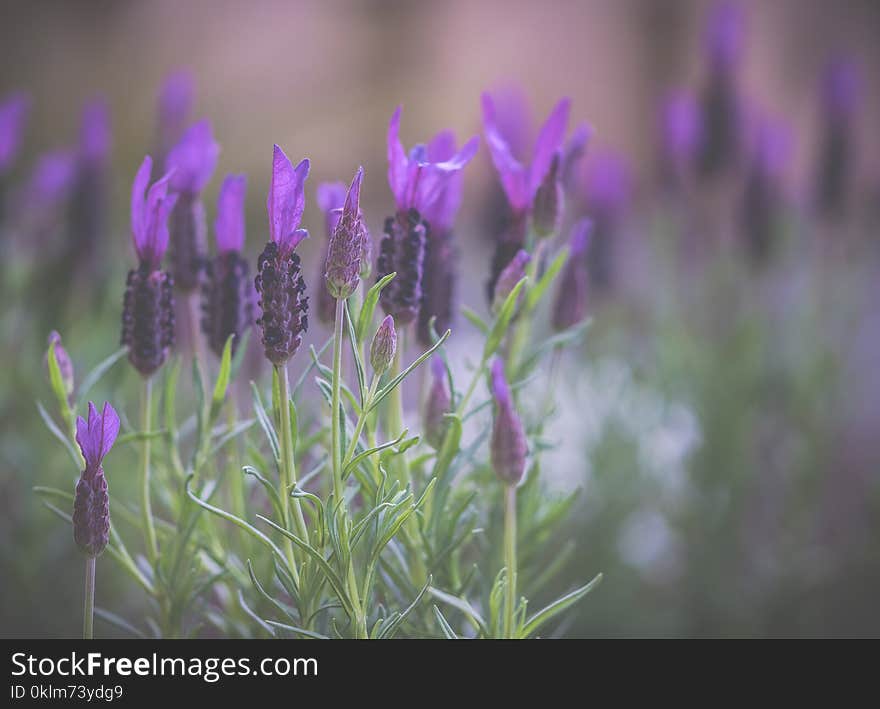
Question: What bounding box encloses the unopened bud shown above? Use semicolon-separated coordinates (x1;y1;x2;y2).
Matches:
45;331;75;400
370;315;397;375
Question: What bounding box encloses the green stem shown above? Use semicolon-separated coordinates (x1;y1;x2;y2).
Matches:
342;374;380;471
83;556;96;640
386;336;410;483
330;298;345;501
141;377;158;562
503;484;518;639
455;360;485;416
507;238;548;376
276;364;307;584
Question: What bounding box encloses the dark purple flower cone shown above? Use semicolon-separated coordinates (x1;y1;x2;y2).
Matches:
121;265;175;377
169;191;207;293
202;251;252;358
73;466;110;558
377;209;426;326
255;240;309;365
486;216;527;305
418;229;456;347
698;72;740;177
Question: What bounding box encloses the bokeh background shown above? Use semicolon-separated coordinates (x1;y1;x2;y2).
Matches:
2;0;879;637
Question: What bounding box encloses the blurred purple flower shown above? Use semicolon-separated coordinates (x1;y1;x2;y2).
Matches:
822;57;862;122
485;86;532;161
215;174;247;254
704;1;744;71
156;70;194;162
0;92;29;174
423;356;451;449
377;209;426;326
165;119;219;195
492;248;530;314
660;89;702;173
584;150;632;218
552;219;592;332
560;122;592;192
73;401;119;558
482;92;570;215
490;358;527;486
22;150;77;213
532;152;564;237
130;156;177;268
78;96;111;168
387;105;479;229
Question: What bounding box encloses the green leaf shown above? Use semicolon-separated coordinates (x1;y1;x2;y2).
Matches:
237;589;276;637
76;346;127;408
520;573;603;638
266;620;329;640
431;413;462;483
369;329;451;413
246;560;299;623
428;587;489;636
433;605;459;639
343;428;409;478
251;382;280;463
116;429;166;446
209;335;234;421
46;340;71;422
525;246;568;313
345;300;367;402
36;401;80;466
483;276;527;361
375;576;432;639
460;305;489;336
242;466;284;522
94;607;147;639
357;272;395;343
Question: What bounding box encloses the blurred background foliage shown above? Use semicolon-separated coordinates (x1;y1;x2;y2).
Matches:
1;0;879;637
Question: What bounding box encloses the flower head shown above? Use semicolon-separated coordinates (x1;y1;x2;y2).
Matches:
157;70;194;154
325;167;367;300
78;96;111;167
661;89;702;169
215;174;247;254
532;152;563;237
492;249;530;313
705;1;744;72
73;401;119;557
165;119;219;194
317;181;347;236
490;359;527;485
370;315;397;375
0;92;29;174
130;155;178;268
387;105;479;229
583;150;632;218
482;92;570;215
822;56;862;122
22;150;77;213
267;144;310;257
560;122;592;191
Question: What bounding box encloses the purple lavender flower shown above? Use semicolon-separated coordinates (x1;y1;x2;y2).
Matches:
560;122;592;193
315;182;347;326
379;107;478;326
552;219;592;332
532;152;563;238
660;89;702;182
254;145;310;365
742;117;791;264
73;402;119;558
0;92;29;175
202;174;252;357
165;120;219;292
423;356;451;449
417;129;471;346
44;330;75;400
815;57;862;218
121;156;177;377
21;150;77;217
482;93;569;300
582;150;631;294
492;249;530;314
325;167;367;301
370;315;397;375
156;71;194;166
490;359;527;485
705;1;743;71
68;97;111;266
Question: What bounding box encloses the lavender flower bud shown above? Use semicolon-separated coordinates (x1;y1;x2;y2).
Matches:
325;167;366;300
532;152;563;238
377;208;426;326
168;191;207;292
492;249;530;314
417;229;456;348
121;266;176;377
44;331;75;399
423;357;451;449
370;315;397;375
486;215;527;305
490;359;527;485
552;220;591;332
359;223;373;280
73;402;119;558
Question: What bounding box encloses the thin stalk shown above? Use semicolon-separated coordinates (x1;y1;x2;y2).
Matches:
330;298;345;501
82;556;96;640
276;364;307;582
342;374;380;471
386;330;409;482
141;377;158;562
503;484;518;639
507;238;549;376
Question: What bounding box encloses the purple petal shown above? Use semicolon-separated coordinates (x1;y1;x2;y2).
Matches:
130;156;153;251
277;228;309;257
25;150;77;211
487;86;532;160
158;71;194;139
490;358;511;408
427;130;457;162
317;181;347;234
98;402;120;461
585;150;631;216
165;119;219;193
387;105;409;209
528;97;570;198
705;1;744;70
344;166;364;217
482;92;530;212
661;89;702;164
561;122;592;188
569;218;592;257
75;414;90;463
267;145;309;246
0;92;30;173
215;174;247;253
79;96;111;166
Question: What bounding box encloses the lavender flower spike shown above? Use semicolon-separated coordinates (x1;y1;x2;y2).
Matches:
325;167;367;300
370;315;397;375
121;156;177;377
490;359;527;485
552;219;592;332
314;182;348;326
255;145;310;365
202;174;252;357
73;402;120;558
44;330;75;400
423;356;451;449
165;120;220;292
492;249;530;314
0;92;30;174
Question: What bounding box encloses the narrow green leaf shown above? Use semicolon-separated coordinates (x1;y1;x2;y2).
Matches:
375;576;432;639
250;382;280;462
433;605;459;639
428;587;489;636
483;276;527;362
460;305;489;336
344;429;409;478
345;300;367;402
520;573;603;638
237;589;276;637
76;346;127;408
266;620;329;640
36;401;80;466
525;246;568;313
357;272;395;343
46;341;71;423
209;335;234;420
369;329;451;413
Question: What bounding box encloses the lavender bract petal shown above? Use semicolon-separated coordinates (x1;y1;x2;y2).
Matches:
215;174;247;253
